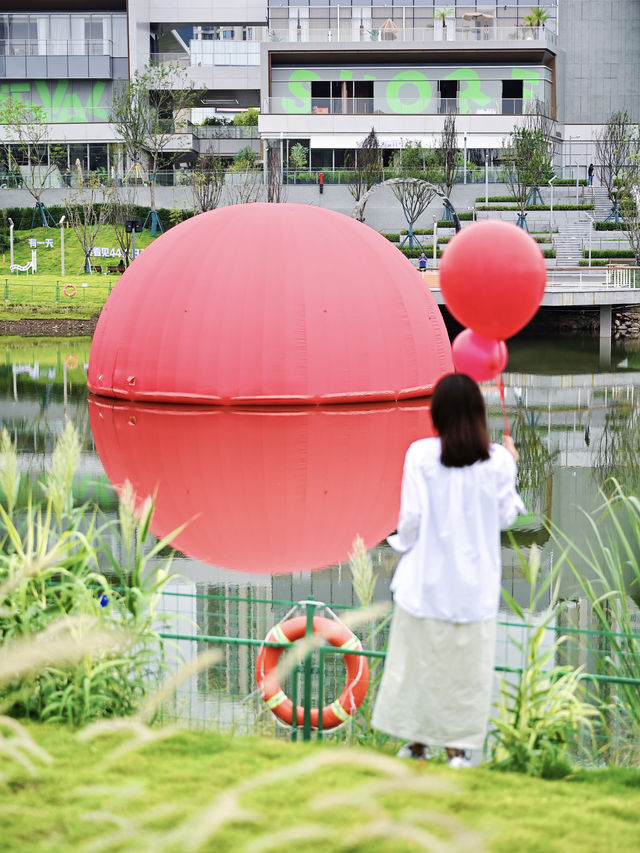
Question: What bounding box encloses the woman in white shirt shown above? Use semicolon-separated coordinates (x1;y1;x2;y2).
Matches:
372;372;523;768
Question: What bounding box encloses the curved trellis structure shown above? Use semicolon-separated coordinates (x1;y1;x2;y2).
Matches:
352;178;462;249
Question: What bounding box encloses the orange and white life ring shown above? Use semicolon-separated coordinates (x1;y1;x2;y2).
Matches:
65;354;78;369
255;615;369;730
63;283;77;297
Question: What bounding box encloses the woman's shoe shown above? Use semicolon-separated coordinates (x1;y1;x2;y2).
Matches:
447;751;472;769
397;742;429;760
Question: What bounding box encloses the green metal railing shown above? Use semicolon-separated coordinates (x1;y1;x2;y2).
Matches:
2;278;114;304
157;590;640;755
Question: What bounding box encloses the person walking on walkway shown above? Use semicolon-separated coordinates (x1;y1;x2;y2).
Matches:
418;251;428;272
588;163;594;187
372;372;524;767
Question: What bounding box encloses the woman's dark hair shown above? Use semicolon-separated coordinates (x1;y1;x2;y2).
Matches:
431;373;490;467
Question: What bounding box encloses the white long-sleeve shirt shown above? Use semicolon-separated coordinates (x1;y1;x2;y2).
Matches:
388;437;525;623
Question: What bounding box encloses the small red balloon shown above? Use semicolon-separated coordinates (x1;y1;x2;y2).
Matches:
440;220;546;339
452;329;508;383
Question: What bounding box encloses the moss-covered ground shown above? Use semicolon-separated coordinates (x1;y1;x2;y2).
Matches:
2;724;640;852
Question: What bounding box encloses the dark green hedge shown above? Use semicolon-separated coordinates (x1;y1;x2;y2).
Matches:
594;222;628;231
476;204;594;211
578;259;610;266
584;249;636;259
1;205;194;231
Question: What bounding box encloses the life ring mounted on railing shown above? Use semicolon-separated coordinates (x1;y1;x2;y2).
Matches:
255;614;369;730
63;283;77;297
65;354;78;370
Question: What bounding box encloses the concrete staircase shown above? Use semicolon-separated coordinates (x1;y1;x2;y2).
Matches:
585;185;614;221
555;219;593;266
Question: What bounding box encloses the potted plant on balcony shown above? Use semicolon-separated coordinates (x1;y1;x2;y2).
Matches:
434;7;454;41
523;6;550;39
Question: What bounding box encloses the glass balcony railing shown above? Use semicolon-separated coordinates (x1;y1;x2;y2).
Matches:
262;97;549;117
191;125;260;139
0;38;114;57
151;41;262;68
266;24;556;48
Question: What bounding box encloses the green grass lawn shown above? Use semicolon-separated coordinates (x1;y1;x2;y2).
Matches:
0;225;160;321
3;724;640;852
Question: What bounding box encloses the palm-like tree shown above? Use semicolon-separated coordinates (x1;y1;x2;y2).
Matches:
523;6;550;38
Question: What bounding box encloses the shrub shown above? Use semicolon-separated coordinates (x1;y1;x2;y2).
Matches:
584;250;636;258
594;222;628;231
488;543;599;778
0;424;175;726
476;204;594;212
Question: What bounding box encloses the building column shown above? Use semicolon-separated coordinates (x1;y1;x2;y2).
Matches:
600;304;612;339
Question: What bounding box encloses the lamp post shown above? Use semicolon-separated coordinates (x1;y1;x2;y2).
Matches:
432;216;438;266
59;215;65;276
8;217;13;268
484;149;489;204
125;219;143;266
548;175;556;233
585;213;594;268
463;133;468;184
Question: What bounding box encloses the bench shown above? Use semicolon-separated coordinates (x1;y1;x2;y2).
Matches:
107;264;125;274
90;265;102;274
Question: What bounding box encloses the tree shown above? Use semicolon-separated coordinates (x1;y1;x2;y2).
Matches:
595;111;640;214
190;154;225;214
0;99;63;226
104;182;138;267
348;128;383;218
232;146;258;171
226;165;263;205
523;6;551;38
267;141;286;203
64;177;105;274
619;166;640;265
110;62;203;211
435;112;460;219
391;178;438;249
288;142;308;182
232;108;259;127
502;109;554;227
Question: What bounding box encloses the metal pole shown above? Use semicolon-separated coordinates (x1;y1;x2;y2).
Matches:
484;150;489;204
463;133;467;184
59;215;65;276
433;218;438;264
8;218;13;268
575;164;579;204
548;175;556;232
302;601;315;742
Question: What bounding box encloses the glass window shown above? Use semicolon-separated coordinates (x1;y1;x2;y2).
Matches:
112;15;127;56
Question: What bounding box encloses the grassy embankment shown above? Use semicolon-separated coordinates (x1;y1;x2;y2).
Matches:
0;225;158;322
2;724;640;853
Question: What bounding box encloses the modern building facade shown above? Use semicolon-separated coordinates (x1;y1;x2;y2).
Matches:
0;1;638;183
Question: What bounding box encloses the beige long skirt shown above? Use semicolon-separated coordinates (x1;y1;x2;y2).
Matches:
371;605;497;751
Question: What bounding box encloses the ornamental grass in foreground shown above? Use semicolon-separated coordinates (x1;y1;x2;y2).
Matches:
2;723;640;853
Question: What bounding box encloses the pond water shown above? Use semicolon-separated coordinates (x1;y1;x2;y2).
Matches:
3;333;640;740
3;333;639;595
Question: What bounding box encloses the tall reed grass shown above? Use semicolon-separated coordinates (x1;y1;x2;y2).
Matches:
0;423;176;725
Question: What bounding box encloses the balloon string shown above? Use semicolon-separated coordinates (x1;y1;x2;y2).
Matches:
497;374;510;437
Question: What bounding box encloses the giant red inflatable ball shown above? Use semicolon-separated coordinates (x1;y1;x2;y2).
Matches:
88;204;453;405
439;220;546;340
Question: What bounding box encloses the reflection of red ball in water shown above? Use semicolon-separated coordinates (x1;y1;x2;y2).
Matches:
88;397;436;574
88;204;452;405
452;329;508;383
439;220;546;340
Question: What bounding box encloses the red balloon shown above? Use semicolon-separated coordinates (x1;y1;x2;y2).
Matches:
439;220;546;339
88;204;452;404
452;329;508;382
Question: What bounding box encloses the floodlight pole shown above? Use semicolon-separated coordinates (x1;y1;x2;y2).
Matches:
59;215;65;276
